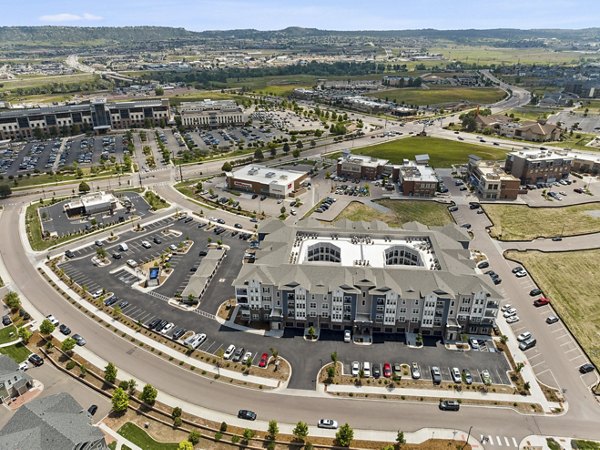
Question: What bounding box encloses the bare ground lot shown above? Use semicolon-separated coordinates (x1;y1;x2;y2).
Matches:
335;200;454;227
484;203;600;240
505;249;600;371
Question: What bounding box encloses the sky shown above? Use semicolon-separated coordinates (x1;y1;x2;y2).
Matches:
1;0;599;30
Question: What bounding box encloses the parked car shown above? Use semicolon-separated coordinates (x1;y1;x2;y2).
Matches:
469;338;480;350
65;250;75;259
259;352;269;368
232;347;245;362
95;240;104;247
372;364;381;378
501;304;513;312
2;315;11;326
439;400;460;411
480;369;492;385
448;206;459;212
28;353;44;367
579;363;595;374
451;367;462;383
118;300;129;309
45;315;59;326
362;361;371;378
411;362;421;379
503;308;518;318
147;318;161;330
506;315;520;324
72;334;86;346
161;322;174;335
477;261;489;269
171;328;186;341
126;259;138;268
242;352;253;365
153;237;162;244
519;338;537;351
112;252;122;259
517;332;532;342
59;324;71;335
393;363;402;378
87;404;98;416
351;361;360;377
530;288;543;296
534;297;551;307
238;410;257;421
546;316;559;324
431;366;442;384
223;344;236;360
141;240;152;249
344;329;352;343
511;266;524;274
318;419;339;429
462;369;473;385
18;362;29;371
383;362;392;378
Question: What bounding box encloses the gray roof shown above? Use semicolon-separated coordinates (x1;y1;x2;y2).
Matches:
0;355;31;386
0;392;106;450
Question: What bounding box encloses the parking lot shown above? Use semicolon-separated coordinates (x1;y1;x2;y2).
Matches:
40;191;152;237
0;134;128;177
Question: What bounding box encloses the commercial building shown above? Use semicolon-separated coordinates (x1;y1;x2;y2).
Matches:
233;219;501;341
0;356;33;403
179;99;245;128
64;191;118;217
468;158;521;200
0;392;108;449
397;157;439;197
0;98;170;140
336;153;389;181
505;149;573;185
226;165;309;198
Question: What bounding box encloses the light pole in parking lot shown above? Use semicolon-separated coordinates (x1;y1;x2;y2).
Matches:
462;426;473;450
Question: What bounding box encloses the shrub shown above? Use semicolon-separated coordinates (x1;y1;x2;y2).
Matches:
66;361;76;370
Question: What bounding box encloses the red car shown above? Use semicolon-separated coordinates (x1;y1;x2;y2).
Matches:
533;297;551;307
383;362;392;378
258;352;269;368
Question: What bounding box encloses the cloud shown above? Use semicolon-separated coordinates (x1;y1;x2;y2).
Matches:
39;12;103;23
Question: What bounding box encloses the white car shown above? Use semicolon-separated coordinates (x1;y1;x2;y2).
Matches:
45;315;59;326
362;361;371;378
515;270;528;278
351;361;360;376
18;362;29;371
506;315;520;324
503;308;517;318
241;351;253;364
141;240;152;249
411;362;421;379
126;259;138;268
517;332;532;342
91;289;103;299
318;419;339;429
344;330;351;343
451;367;462;383
161;322;175;334
223;344;236;360
501;304;513;312
169;244;178;251
469;338;480;350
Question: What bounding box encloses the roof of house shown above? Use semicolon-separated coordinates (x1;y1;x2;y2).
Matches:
0;392;106;450
0;355;31;385
517;121;560;136
475;114;513;127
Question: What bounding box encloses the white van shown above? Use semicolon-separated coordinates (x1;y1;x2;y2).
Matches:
184;333;206;349
119;243;129;252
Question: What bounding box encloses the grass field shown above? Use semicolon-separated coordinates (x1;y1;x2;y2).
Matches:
335;200;453;227
144;191;169;210
348;136;507;167
0;343;31;363
0;325;17;345
576;99;600;113
0;73;96;92
505;249;600;372
547;133;598;151
368;87;506;106
506;107;554;122
118;423;179;450
484;203;600;240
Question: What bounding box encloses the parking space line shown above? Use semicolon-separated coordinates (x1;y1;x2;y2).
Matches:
559;341;572;347
564;347;579;354
569;354;585;362
527;352;543;360
531;360;546;369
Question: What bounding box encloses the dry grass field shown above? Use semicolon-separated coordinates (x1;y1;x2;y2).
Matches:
484;203;600;240
336;200;453;227
506;249;600;371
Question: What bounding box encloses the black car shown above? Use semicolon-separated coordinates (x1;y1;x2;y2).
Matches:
199;251;207;257
238;409;257;421
477;261;489;269
153;237;162;244
530;288;543;297
439;400;460;411
87;404;98;416
216;218;226;224
372;364;381;379
28;353;44;367
18;308;30;320
2;315;11;326
112;252;122;259
104;296;118;307
147;318;161;330
579;363;595;374
118;301;129;309
234;223;243;229
154;320;168;333
551;236;563;241
65;250;75;258
59;324;71;335
252;194;258;199
184;217;193;223
172;328;186;341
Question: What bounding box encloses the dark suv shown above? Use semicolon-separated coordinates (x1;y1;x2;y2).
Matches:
28;353;44;367
579;363;595;374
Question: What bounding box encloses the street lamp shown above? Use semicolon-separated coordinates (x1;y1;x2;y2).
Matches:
462;426;473;450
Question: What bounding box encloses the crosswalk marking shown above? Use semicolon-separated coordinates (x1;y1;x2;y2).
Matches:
504;437;510;446
512;437;518;447
497;435;503;446
480;435;518;447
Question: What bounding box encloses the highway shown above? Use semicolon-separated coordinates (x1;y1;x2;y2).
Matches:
2;80;600;442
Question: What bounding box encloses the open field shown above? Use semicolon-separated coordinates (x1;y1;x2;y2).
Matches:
167;90;244;105
335;200;453;227
430;44;600;65
347;136;507;167
507;107;555;122
484;203;600;240
0;325;17;345
0;73;96;91
368;87;506;106
505;249;600;372
576;99;600;113
547;133;598;151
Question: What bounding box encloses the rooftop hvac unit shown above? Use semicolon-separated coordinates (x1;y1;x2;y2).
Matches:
265;172;275;178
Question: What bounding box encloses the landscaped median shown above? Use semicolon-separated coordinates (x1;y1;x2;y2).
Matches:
41;256;290;390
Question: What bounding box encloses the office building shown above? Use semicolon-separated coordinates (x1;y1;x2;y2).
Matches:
233;219;501;341
64;191;118;217
505;149;573;185
179;99;245;128
398;158;439;197
226;165;309;198
0;98;170;140
468;159;521;200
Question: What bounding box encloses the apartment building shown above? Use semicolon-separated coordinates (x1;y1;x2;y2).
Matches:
178;99;245;128
505;149;573;184
0;98;170;140
468;159;521;200
233;219;501;341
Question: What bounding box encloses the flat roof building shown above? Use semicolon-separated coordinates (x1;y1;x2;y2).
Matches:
179;99;244;128
0;98;170;140
336;152;389;181
468;159;521;200
64;191;118;217
505;149;573;184
233;219;501;341
398;159;438;197
226;165;309;198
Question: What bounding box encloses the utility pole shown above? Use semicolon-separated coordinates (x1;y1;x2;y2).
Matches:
462;426;473;450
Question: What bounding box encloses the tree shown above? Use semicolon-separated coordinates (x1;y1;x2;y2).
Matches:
140;384;158;405
39;319;55;336
61;337;76;354
155;86;165;96
331;351;338;363
96;247;107;259
254;149;264;160
293;421;309;442
270;146;277;157
221;161;232;172
178;441;193;450
268;419;279;441
515;362;525;373
307;326;316;339
396;431;406;449
296;140;304;149
188;430;201;445
111;387;129;413
4;291;20;311
336;423;354;447
78;181;90;193
292;149;300;158
282;142;291;153
172;406;183;427
280;206;286;215
0;184;11;198
104;362;118;384
243;428;255;442
18;327;32;344
127;378;137;394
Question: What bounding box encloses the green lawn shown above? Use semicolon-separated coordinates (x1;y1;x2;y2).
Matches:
335;200;453;227
348;136;507;167
144;191;170;210
547;133;598;151
0;325;18;345
117;423;179;450
368;87;506;106
0;343;31;363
